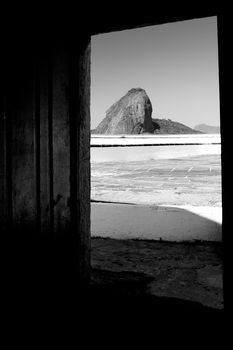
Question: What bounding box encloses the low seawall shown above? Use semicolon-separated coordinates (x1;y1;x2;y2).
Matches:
91;202;222;242
91;134;221;162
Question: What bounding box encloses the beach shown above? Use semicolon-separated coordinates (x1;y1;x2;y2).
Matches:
91;138;222;241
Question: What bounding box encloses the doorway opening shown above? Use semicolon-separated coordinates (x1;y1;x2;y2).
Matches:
90;16;223;310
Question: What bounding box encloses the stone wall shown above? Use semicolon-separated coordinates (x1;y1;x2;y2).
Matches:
0;33;91;298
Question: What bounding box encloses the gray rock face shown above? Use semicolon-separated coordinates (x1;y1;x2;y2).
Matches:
94;88;154;134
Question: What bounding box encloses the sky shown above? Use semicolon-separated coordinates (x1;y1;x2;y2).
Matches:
90;16;220;130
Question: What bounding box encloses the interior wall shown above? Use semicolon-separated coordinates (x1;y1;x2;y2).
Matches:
0;34;91;298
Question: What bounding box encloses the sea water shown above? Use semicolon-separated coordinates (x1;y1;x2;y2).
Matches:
91;140;222;207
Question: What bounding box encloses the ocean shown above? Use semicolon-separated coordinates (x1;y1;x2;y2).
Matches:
91;143;222;207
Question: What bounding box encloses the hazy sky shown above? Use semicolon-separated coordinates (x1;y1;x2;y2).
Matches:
91;16;220;129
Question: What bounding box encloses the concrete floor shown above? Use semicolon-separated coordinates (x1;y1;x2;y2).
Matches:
91;237;223;310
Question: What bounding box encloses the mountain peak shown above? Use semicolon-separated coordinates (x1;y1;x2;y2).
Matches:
194;124;220;134
94;88;154;135
127;87;145;94
92;89;202;135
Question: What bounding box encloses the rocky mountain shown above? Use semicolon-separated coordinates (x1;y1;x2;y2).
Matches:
92;88;202;135
194;123;220;134
93;88;154;134
152;119;202;134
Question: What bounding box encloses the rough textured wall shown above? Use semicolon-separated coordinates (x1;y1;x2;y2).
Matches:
0;34;91;295
78;39;91;283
